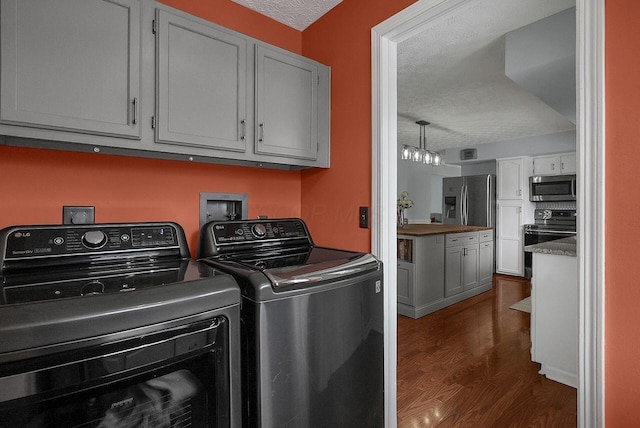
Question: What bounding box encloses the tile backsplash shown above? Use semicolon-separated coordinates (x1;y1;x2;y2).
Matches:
535;201;577;210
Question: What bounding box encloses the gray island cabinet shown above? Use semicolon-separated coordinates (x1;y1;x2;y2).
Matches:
0;0;330;170
397;225;494;319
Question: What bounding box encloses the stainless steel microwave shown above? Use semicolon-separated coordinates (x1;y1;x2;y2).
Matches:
529;174;577;201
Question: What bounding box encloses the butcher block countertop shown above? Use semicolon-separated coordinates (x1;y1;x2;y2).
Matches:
397;224;493;236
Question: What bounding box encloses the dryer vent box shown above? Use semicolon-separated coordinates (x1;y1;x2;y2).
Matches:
460;148;477;161
199;193;248;227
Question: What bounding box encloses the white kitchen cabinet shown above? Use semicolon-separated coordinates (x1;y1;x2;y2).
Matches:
531;252;578;388
445;232;479;297
255;46;319;161
560;153;577;174
496;200;524;276
155;9;248;152
478;231;494;286
496;157;533;277
445;246;464;297
532;153;577;175
497;157;528;200
397;260;414;306
0;0;140;138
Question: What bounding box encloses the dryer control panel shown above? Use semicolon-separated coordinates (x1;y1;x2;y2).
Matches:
0;222;188;269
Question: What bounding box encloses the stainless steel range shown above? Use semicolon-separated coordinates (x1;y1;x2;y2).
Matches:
524;209;577;278
0;222;241;427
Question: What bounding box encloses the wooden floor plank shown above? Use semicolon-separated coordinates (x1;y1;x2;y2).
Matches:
397;274;577;427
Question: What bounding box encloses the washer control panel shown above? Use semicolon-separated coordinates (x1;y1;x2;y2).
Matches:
2;223;180;261
211;219;309;245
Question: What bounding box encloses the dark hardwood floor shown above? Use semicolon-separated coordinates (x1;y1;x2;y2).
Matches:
397;275;577;427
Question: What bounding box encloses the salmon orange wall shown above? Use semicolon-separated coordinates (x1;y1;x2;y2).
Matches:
0;1;305;256
300;0;416;251
0;146;301;256
605;0;640;424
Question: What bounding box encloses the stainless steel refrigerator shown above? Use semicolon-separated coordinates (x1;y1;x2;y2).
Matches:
443;174;496;227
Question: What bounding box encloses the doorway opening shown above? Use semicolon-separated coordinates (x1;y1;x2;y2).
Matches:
371;1;604;427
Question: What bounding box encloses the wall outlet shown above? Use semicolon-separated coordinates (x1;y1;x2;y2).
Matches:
63;206;95;224
359;206;369;228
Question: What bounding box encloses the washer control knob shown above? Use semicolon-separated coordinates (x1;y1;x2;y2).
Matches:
251;224;267;238
81;281;105;296
82;230;107;249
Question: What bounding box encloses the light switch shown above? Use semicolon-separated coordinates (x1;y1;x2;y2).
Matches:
359;207;369;228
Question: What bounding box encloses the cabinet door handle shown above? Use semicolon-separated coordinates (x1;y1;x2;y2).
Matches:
258;123;265;142
132;97;138;125
552;163;556;171
240;119;246;141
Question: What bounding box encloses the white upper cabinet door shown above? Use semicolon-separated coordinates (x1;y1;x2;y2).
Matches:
155;9;247;152
533;155;558;176
560;153;577;174
497;158;525;200
533;153;577;175
255;45;318;160
0;0;140;138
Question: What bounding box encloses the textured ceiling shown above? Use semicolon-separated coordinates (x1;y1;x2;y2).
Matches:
233;0;342;31
397;0;576;151
236;0;577;152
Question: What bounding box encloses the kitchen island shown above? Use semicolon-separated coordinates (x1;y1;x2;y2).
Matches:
397;224;494;319
525;236;577;388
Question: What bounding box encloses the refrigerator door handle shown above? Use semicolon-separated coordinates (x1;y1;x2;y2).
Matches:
487;175;492;227
460;185;465;225
463;185;469;225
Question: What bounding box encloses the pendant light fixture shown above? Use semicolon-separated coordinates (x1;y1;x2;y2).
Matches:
401;120;442;166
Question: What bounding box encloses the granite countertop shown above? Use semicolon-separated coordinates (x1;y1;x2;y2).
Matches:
397;223;493;236
524;236;577;257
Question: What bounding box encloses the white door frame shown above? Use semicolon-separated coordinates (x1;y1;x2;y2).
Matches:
371;1;605;427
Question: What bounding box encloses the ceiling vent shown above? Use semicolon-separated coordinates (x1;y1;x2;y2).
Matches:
460;148;477;161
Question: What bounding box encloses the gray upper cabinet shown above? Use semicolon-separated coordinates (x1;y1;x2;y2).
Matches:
155;9;247;152
0;0;140;138
255;46;318;160
0;2;330;169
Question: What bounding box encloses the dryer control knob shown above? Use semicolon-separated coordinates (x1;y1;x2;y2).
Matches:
82;230;107;249
251;224;267;238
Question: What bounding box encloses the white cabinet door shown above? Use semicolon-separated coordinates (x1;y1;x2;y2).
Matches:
255;45;318;160
533;155;558;175
445;246;464;297
532;153;577;175
156;10;247;152
1;0;140;138
478;241;494;285
496;201;524;276
397;261;413;305
462;245;479;290
560;153;577;174
497;158;525;200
